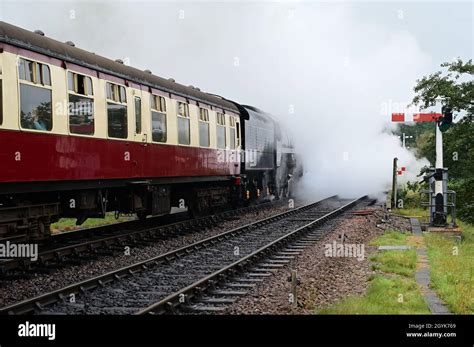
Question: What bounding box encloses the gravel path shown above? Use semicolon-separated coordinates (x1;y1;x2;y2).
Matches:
222;209;410;314
0;201;301;308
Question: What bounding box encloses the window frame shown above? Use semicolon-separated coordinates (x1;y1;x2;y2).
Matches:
150;95;167;143
198;107;210;148
151;110;167;143
216;112;227;149
17;56;53;133
106;81;129;140
229;116;237;149
18;58;51;86
151;94;166;113
135;96;142;135
66;70;95;136
177;101;191;146
67;71;93;96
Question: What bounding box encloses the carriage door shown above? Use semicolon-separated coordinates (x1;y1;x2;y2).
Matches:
133;90;146;177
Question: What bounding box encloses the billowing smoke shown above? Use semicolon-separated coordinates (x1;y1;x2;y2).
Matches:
4;1;459;200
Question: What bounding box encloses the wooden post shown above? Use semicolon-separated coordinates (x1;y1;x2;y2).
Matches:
291;270;297;308
391;157;398;209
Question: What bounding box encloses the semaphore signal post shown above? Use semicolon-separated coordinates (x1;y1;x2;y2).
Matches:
391;98;457;228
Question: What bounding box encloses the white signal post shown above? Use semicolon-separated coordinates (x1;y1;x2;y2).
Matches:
391;98;448;226
434;97;444;199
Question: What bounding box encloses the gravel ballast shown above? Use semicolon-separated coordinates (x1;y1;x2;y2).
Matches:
222;209;410;314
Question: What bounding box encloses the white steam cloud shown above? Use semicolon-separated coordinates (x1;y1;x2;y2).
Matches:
3;1;442;200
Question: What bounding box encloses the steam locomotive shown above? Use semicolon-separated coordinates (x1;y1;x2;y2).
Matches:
0;21;299;240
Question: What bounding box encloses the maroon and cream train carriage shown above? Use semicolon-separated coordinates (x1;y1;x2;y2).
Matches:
0;21;298;240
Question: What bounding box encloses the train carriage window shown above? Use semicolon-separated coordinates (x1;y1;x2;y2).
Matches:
67;72;74;91
151;95;167;142
106;83;114;100
177;101;190;145
152;111;166;142
229;128;236;149
199;108;210;147
135;97;142;134
236;121;240;146
160;96;166;112
119;86;126;103
216;112;226;149
35;63;41;84
42;65;51;86
18;59;34;82
68;71;94;135
86;77;93;96
19;84;52;131
229;116;236;149
151;95;166;113
69;94;94;135
106;82;128;139
18;58;53;132
18;58;49;85
107;103;127;138
177;101;189;117
18;59;25;80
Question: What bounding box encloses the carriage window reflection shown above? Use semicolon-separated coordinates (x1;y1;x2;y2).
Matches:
151;111;166;142
106;82;127;139
107;103;127;139
20;84;52;131
69;94;94;135
216;112;226;149
177;102;190;145
199;108;210;147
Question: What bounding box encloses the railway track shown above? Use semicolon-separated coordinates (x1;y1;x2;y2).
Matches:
0;201;281;275
0;195;372;315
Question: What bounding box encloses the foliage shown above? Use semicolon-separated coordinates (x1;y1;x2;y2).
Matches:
411;58;473;118
397;182;427;209
449;178;474;224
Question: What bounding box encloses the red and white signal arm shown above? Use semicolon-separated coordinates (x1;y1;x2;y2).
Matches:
401;166;406;171
397;170;403;175
391;113;405;122
391;112;442;123
413;113;442;122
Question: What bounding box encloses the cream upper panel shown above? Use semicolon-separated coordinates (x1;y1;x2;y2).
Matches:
188;103;199;147
1;51;241;150
0;52;18;130
209;109;217;149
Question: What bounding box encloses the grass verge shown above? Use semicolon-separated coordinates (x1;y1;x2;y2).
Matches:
318;230;429;314
391;207;473;314
424;221;474;314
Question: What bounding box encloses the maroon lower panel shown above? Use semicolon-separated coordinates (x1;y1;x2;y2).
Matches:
0;129;240;183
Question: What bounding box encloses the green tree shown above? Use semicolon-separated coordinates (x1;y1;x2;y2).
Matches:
412;58;473;119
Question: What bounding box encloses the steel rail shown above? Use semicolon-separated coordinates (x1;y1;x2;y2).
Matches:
136;196;366;314
0;197;334;315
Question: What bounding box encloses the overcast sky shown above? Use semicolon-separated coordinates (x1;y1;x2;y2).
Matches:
1;0;472;198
